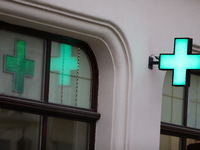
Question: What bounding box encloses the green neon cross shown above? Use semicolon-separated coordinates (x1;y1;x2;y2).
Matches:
159;38;200;86
4;40;34;93
50;43;78;86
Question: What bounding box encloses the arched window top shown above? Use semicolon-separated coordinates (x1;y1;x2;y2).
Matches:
0;21;98;110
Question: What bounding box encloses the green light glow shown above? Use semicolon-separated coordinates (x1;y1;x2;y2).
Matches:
4;40;34;93
160;38;200;86
50;43;78;86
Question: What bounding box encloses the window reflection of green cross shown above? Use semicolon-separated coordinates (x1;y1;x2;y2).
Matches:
50;43;78;86
159;38;200;86
4;40;34;93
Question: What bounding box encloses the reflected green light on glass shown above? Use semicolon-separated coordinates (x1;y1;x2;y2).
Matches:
160;38;200;86
50;43;78;86
4;40;35;93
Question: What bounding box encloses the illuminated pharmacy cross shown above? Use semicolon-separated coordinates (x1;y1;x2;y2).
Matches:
50;44;78;85
159;38;200;86
4;40;34;93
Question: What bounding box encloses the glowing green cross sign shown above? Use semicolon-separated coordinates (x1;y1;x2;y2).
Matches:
159;38;200;86
4;40;34;93
50;43;78;86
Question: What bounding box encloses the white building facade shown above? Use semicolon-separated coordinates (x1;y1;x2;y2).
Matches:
1;0;200;150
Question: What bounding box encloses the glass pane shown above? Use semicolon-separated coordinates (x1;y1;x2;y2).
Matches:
160;134;181;150
0;109;40;150
187;138;200;150
49;41;92;109
161;95;172;123
187;74;200;129
0;29;44;100
172;98;184;125
46;117;89;150
161;71;184;125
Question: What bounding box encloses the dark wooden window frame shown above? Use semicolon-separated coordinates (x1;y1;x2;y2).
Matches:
0;21;100;150
161;72;200;150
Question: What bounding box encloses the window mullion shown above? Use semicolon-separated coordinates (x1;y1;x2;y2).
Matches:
43;39;51;102
40;39;50;150
183;87;189;127
181;137;186;150
88;121;96;150
41;116;48;150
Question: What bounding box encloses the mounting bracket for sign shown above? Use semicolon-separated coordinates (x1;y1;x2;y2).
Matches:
148;55;159;69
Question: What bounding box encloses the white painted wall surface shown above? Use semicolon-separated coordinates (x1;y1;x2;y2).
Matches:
1;0;200;149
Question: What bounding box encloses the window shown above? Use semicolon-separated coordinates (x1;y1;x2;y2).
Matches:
160;71;200;150
0;21;100;150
